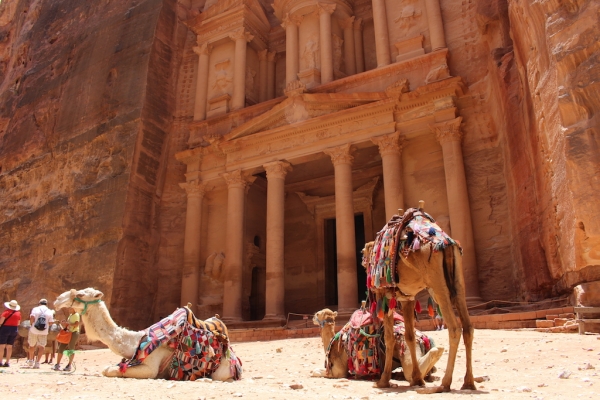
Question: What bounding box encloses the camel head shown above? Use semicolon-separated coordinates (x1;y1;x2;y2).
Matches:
361;241;375;270
312;308;337;328
54;288;104;313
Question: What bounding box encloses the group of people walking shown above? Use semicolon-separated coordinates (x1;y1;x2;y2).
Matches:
0;298;80;371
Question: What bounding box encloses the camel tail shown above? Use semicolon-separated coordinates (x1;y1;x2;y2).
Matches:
442;246;458;299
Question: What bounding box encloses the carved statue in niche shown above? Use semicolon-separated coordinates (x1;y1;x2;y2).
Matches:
204;251;225;280
213;62;232;95
394;5;422;30
332;34;343;72
245;68;256;95
302;36;319;70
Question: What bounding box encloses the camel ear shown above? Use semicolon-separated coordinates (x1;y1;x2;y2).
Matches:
70;289;77;298
94;291;104;298
333;311;338;317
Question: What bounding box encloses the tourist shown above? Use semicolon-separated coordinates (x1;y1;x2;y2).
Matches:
433;308;444;331
27;299;54;369
53;307;80;371
0;300;21;367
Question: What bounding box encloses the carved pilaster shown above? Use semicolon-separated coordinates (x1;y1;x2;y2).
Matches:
267;51;277;62
353;17;363;31
432;117;463;144
324;144;354;166
258;49;268;61
179;180;207;198
372;132;403;157
339;16;356;30
264;161;293;180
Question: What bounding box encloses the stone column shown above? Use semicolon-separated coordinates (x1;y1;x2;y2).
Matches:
372;132;404;220
193;43;212;121
263;161;293;320
179;180;207;313
432;117;481;303
266;51;277;100
282;14;301;85
353;18;365;73
231;29;254;110
318;3;335;84
425;0;447;51
371;0;391;67
340;16;356;76
221;170;256;321
324;144;358;312
258;49;268;103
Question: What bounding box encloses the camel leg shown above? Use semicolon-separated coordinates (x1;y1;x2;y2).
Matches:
437;296;461;391
375;311;395;388
401;300;425;387
417;346;444;378
454;293;476;390
103;349;165;379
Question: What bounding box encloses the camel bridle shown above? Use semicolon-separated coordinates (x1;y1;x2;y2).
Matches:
72;297;103;315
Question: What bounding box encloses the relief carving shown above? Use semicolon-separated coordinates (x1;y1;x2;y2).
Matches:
394;5;422;30
302;36;319;70
213;60;232;95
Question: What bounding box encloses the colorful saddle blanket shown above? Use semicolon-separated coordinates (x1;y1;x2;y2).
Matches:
365;207;460;291
326;309;434;380
121;308;242;381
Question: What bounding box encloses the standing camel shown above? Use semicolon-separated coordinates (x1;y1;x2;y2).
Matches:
53;288;240;380
363;203;475;393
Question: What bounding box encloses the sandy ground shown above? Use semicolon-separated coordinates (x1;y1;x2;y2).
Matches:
0;329;598;400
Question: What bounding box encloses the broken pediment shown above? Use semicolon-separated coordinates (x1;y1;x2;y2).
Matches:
224;92;388;140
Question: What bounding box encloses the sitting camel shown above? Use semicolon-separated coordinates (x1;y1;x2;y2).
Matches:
362;203;475;393
312;308;443;380
53;288;239;380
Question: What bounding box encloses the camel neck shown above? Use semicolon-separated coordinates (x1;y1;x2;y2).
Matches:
81;301;146;359
320;324;336;352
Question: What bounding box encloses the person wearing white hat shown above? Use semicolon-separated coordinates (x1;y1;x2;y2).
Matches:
0;300;22;367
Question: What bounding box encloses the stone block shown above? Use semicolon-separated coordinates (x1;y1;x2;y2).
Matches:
546;314;559;320
536;320;554;328
559;313;575;319
554;318;568;327
394;35;425;62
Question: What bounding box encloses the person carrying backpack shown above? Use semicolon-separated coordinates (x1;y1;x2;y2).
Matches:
27;299;54;369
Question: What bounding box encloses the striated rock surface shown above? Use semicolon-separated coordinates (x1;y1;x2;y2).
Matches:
0;0;599;327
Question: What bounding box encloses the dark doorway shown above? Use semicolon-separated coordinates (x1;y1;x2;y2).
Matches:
324;218;338;306
250;267;266;320
324;214;367;306
354;214;366;304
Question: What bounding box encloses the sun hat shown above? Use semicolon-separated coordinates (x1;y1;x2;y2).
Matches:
4;300;20;311
39;298;48;305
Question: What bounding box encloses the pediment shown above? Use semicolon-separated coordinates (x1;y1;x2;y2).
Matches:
224;92;388;140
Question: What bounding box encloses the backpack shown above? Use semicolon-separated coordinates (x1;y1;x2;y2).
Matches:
33;307;48;331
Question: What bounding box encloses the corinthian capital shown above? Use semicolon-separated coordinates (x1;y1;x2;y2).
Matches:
432;117;463;144
281;13;302;28
339;16;356;30
353;18;363;30
267;51;277;62
221;169;257;189
179;180;207;198
193;43;212;56
263;161;293;180
229;29;254;43
372;132;403;156
258;49;268;61
324;144;354;166
317;3;336;15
